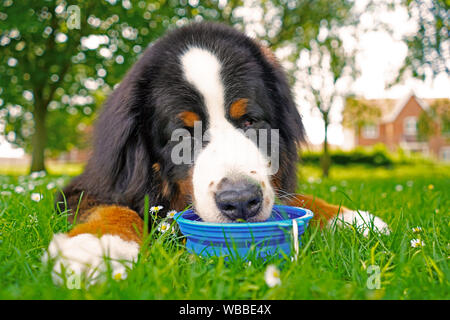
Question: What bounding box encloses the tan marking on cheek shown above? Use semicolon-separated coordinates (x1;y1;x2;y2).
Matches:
209;181;214;188
250;170;257;174
178;111;200;127
161;180;171;198
261;181;266;188
229;98;248;119
271;172;283;193
171;168;194;211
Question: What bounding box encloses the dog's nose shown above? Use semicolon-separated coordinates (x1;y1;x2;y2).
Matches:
214;178;263;221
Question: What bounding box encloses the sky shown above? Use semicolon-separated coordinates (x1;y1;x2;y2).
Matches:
1;0;449;158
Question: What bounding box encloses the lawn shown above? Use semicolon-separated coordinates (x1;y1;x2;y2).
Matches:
0;163;448;299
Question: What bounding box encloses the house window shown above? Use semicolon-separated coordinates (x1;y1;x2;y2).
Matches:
362;124;379;139
404;117;418;136
441;147;450;162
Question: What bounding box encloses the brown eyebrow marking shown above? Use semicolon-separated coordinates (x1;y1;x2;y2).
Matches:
229;98;249;119
152;163;161;172
178;111;200;127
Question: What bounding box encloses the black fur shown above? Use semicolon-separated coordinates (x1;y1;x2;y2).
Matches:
59;22;305;220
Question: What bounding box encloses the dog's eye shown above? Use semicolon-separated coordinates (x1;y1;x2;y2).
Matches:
242;117;254;128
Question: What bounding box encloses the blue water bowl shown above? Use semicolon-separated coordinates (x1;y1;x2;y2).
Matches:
174;205;314;260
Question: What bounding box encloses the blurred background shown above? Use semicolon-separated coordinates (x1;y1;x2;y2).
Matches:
0;0;448;178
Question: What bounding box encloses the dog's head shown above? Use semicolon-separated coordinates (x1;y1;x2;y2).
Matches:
92;23;304;222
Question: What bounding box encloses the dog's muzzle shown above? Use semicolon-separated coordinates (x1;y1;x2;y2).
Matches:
214;178;263;221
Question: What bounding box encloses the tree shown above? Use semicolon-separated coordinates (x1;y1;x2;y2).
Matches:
342;97;382;139
0;0;241;172
235;0;361;178
296;39;357;177
238;0;355;83
1;0;364;173
395;0;449;82
417;98;450;141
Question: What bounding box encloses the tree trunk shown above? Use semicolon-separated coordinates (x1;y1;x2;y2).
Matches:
30;99;47;173
321;115;331;178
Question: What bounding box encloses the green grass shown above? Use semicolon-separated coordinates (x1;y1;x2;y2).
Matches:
0;162;85;176
0;163;448;299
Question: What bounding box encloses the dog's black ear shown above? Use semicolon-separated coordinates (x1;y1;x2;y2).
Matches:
255;43;305;193
258;44;305;146
273;69;305;148
83;63;155;211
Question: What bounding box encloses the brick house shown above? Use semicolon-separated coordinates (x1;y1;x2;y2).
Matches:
347;93;450;161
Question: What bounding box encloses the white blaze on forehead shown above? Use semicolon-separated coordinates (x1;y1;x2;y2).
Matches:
180;46;274;222
180;47;226;128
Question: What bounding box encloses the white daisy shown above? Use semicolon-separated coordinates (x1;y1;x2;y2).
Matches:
264;265;281;288
30;172;40;179
31;193;43;202
330;186;337;193
410;239;425;248
411;226;422;233
166;210;177;218
14;186;25;194
395;184;403;192
0;191;12;196
150;205;163;214
113;272;127;281
46;182;56;190
157;221;172;234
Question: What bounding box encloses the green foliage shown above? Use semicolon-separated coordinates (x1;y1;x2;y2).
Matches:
417;108;436;141
302;146;393;167
343;97;383;130
300;144;437;167
395;0;449;82
417;98;450;141
260;0;355;60
288;1;360;177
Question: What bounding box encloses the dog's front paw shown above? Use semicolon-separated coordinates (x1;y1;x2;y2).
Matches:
329;210;391;237
42;233;140;287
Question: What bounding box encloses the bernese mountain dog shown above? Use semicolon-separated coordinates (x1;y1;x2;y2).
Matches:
44;22;390;284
